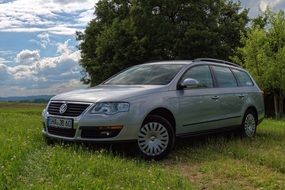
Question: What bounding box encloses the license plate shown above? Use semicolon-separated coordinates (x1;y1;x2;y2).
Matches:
48;117;73;128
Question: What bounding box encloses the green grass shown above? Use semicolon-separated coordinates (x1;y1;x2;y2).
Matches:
0;103;191;190
0;103;285;189
164;119;285;189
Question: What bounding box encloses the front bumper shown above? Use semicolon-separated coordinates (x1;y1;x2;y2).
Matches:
42;105;141;142
42;130;136;143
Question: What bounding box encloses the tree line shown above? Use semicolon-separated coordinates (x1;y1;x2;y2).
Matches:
77;0;285;119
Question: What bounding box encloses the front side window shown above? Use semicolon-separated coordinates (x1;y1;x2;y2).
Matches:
232;69;254;86
181;65;213;88
104;64;184;85
212;66;238;88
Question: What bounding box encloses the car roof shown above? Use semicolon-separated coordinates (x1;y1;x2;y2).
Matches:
143;60;192;65
144;59;242;69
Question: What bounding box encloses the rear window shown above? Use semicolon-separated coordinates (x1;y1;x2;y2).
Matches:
232;69;254;87
212;66;238;88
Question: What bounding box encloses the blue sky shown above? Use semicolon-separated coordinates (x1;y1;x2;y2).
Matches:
0;0;284;97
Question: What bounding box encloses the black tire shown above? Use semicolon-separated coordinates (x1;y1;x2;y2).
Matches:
137;115;175;160
240;109;257;138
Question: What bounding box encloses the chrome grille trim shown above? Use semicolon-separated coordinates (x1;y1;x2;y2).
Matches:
47;101;92;117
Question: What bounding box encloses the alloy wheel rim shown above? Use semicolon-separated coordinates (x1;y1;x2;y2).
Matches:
138;122;169;156
244;114;256;137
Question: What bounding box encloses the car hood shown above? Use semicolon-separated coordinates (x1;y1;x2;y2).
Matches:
51;85;168;103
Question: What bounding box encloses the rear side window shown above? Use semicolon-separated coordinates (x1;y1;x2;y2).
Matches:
212;66;237;88
232;69;254;86
181;65;213;88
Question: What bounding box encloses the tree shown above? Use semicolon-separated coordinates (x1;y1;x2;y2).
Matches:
77;0;249;86
233;11;285;119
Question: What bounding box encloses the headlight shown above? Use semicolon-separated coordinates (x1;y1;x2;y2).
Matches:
90;102;130;115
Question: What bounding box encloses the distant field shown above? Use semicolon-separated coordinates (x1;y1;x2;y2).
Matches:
0;103;284;189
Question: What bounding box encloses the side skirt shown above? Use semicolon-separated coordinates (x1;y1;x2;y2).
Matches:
176;125;240;138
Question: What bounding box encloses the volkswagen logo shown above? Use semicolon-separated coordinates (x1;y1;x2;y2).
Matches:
59;103;68;114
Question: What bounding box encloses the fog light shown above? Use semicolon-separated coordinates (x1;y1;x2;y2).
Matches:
100;131;110;136
80;125;124;138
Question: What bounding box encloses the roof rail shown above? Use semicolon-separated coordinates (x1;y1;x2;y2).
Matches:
193;58;241;68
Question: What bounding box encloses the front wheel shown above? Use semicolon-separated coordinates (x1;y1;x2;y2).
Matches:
241;110;257;138
137;115;175;160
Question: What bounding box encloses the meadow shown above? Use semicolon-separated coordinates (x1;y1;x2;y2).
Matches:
0;103;284;189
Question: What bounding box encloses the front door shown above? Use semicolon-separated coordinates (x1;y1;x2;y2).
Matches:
176;65;223;134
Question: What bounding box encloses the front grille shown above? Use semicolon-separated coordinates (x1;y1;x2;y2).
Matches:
47;126;76;138
48;102;90;117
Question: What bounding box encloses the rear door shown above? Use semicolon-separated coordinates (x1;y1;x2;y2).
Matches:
210;66;244;126
231;68;256;118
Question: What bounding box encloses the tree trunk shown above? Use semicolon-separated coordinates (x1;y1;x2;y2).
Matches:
279;94;284;119
274;92;280;119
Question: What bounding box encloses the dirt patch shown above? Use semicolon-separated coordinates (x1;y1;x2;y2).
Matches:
162;158;257;190
185;163;256;189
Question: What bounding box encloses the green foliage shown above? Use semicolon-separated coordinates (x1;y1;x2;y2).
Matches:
77;0;249;86
251;9;270;29
232;10;285;118
233;27;269;90
234;11;285;92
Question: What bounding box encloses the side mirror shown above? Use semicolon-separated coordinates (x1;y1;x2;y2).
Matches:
179;78;199;89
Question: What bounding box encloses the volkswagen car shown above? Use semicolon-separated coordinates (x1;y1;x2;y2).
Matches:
42;58;265;159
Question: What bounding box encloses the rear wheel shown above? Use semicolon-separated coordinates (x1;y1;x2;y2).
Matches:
241;110;257;138
137;115;175;160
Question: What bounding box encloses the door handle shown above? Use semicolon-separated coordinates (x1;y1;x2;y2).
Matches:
238;94;245;98
211;96;220;100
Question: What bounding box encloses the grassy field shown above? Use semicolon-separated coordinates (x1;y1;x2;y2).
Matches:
0;103;284;189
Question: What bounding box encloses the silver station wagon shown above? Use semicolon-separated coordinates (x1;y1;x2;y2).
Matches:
42;58;265;159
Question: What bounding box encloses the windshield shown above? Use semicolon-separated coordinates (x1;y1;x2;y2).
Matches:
104;64;185;85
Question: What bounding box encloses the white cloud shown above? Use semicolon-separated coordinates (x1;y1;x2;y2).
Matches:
78;9;94;24
0;56;13;65
0;63;12;82
0;0;96;35
30;32;53;48
0;50;15;56
57;40;71;55
259;0;282;12
0;80;85;97
259;1;267;12
0;40;86;96
15;49;40;65
0;57;12;64
1;26;81;35
235;0;285;17
52;0;89;4
37;32;50;48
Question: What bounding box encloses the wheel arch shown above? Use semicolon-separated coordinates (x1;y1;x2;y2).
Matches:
244;106;258;123
143;107;176;133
